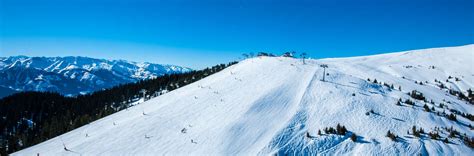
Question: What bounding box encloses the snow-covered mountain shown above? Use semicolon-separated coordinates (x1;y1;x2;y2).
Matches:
0;56;191;97
14;45;474;155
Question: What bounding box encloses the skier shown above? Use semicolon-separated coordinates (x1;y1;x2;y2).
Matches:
145;134;151;139
63;143;70;152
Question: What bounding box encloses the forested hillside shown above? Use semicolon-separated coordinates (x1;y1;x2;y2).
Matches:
0;61;237;154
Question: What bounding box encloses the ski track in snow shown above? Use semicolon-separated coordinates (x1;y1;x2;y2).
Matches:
13;44;474;155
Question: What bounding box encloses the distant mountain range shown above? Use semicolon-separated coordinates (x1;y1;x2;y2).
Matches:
0;56;192;97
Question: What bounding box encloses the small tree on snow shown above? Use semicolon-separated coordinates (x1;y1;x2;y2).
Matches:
386;130;397;141
350;133;357;142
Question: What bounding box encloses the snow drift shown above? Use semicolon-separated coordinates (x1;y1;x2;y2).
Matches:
14;45;474;155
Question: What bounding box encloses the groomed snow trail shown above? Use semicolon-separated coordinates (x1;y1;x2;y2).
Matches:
14;45;474;155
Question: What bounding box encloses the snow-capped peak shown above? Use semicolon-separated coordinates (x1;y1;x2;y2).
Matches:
0;56;192;97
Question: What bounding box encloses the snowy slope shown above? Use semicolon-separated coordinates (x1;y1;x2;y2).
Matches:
0;56;191;97
14;45;474;155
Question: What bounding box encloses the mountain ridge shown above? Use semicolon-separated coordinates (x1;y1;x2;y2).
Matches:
0;56;192;97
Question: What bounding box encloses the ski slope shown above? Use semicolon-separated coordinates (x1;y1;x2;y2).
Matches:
14;45;474;155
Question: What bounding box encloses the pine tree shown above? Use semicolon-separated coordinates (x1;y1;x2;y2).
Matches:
336;124;347;135
463;137;474;148
412;126;421;137
386;130;397;141
350;133;357;142
428;131;440;140
448;113;457;121
444;138;449;143
423;104;430;112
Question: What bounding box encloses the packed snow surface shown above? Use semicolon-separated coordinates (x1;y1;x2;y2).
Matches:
14;45;474;155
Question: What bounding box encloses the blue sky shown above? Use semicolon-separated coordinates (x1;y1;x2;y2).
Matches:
1;0;473;69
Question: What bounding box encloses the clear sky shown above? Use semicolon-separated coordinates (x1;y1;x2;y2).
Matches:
1;0;473;69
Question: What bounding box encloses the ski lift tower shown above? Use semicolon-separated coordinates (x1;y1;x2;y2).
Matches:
140;89;147;101
320;64;328;82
